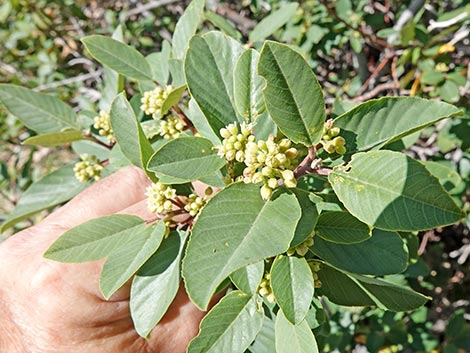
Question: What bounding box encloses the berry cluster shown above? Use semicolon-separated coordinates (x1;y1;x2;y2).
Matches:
145;182;176;214
158;115;186;139
243;137;298;200
93;110;114;143
258;273;275;303
287;235;314;256
184;193;207;217
216;123;299;200
308;261;322;288
73;154;103;182
320;124;346;155
140;85;173;119
216;123;255;162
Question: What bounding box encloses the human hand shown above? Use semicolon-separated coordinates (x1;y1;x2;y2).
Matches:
0;167;209;353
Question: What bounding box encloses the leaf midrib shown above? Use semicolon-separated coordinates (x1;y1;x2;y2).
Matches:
265;45;312;142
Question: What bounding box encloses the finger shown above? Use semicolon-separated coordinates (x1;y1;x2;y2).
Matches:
43;166;151;229
117;199;154;221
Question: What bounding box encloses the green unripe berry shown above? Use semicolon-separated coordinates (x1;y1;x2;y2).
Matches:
335;145;347;155
333;136;346;147
329;126;340;137
268;178;278;189
260;184;273;201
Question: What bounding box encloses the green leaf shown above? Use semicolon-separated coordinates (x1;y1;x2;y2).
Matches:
334;97;463;151
329;150;465;231
315;211;371;244
253;111;277;141
312;229;408;275
72;140;110;161
182;183;301;309
23;130;84;147
187;291;264;353
271;255;314;324
110;93;154;176
172;0;205;60
44;214;145;262
160;84;186;116
99;25;125;111
146;40;171;85
100;222;166;299
316;263;429;311
0;84;78;133
130;231;185;338
230;261;264;294
204;11;242;41
0;164;88;232
147;137;226;184
351;274;430;311
250;315;276;353
275;311;319;353
290;189;319;247
440;80;460;103
186;98;221;146
185;31;245;136
169;59;185;86
315;264;376;307
421;71;445;85
258;42;325;146
249;3;299;43
233;49;265;122
82;35;153;81
423;161;462;192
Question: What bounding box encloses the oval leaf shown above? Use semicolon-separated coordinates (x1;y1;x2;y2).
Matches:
334;97;463;152
329;150;464;231
110;93;154;176
249;2;299;42
0;84;78;133
185;31;245;136
0;164;88;232
130;231;184;337
23;130;84;147
290;189;319;247
258;41;325;146
44;214;145;262
82;35;153;81
351;273;430;312
100;222;167;299
147;137;226;184
146;40;171;85
275;311;319;353
233;49;266;122
182;183;301;309
187;291;264;353
312;229;408;275
172;0;205;60
271;255;314;324
315;211;371;244
230;261;264;295
315;264;376;307
160;84;186;116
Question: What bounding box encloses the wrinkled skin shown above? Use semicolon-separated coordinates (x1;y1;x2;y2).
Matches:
0;167;210;353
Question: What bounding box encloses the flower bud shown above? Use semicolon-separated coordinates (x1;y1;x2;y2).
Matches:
268;178;278;189
333;136;346;147
328;126;340;137
260;184;273;201
335;145;347;155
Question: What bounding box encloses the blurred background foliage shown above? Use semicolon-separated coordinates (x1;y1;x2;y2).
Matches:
0;0;469;352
